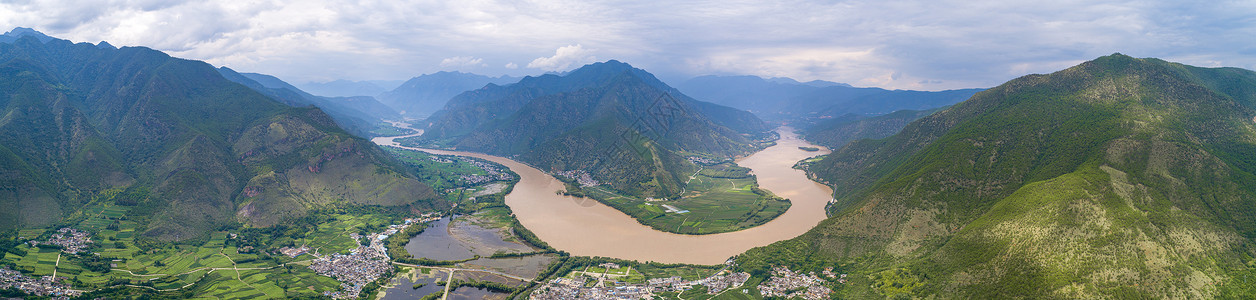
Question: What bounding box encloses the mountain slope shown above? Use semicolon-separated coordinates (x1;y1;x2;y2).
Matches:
216;68;399;136
416;61;769;197
802;108;944;149
377;71;518;119
0;31;438;239
740;54;1256;298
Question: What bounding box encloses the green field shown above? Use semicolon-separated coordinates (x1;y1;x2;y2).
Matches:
385;147;514;193
369;122;418;137
576;162;791;234
0;201;410;299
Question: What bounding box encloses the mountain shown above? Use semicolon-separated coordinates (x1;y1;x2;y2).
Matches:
739;54;1256;298
802;107;944;149
0;27;53;44
216;68;399;136
678;75;980;122
0;31;439;240
377;71;519;119
416;60;769;197
296;79;388;97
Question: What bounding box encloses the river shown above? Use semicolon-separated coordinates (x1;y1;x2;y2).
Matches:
372;125;834;265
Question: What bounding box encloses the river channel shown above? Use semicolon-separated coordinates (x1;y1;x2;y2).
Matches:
372;125;834;265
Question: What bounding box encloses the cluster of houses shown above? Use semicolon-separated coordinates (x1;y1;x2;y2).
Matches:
556;169;601;186
529;266;751;299
757;266;834;300
309;245;392;299
0;266;81;298
27;228;93;254
464;158;514;181
686;156;722;165
308;217;426;299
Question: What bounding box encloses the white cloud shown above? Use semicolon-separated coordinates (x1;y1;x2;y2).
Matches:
527;44;595;71
440;56;485;68
2;0;1254;90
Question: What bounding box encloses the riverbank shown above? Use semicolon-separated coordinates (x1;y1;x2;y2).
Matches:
373;124;835;265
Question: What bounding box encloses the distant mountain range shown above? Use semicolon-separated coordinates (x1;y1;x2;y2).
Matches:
678;75;981;123
741;54;1256;298
416;60;769;197
295;79;397;98
216;68;399;137
377;71;519;119
0;29;440;240
802;107;945;149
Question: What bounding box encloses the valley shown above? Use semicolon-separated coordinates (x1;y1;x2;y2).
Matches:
374;123;835;265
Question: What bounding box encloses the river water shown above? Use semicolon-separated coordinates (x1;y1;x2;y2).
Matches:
373;125;833;265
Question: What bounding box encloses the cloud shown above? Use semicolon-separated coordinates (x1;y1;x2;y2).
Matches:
440;56;485;68
527;44;595;71
2;0;1254;90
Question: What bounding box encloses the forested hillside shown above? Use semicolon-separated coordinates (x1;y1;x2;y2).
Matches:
741;54;1256;298
0;32;440;240
416;60;770;198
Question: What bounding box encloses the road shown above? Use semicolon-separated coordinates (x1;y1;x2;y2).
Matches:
391;262;537;283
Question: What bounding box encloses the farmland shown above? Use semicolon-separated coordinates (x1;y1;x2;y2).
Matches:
572;162;791;234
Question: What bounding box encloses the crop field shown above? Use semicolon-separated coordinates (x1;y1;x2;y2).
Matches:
585;162;791;234
0;203;409;299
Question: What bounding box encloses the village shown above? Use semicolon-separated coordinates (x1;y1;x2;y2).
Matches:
303;216;431;299
0;266;81;298
556;169;601;186
756;266;839;300
529;262;844;300
529;262;755;300
27;227;93;254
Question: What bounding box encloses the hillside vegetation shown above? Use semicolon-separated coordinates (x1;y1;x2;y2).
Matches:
415;60;770;198
0;34;439;240
741;54;1256;298
802;108;944;149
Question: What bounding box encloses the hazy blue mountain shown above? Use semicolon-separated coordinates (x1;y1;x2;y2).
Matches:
0;30;438;239
0;27;54;44
377;71;519;119
678;75;981;123
764;76;851;87
296;79;388;97
216;68;399;136
417;60;769;197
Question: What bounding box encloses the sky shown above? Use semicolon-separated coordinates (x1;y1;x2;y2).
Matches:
2;0;1255;90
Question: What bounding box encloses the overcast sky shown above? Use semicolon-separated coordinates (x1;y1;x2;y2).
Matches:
3;0;1254;90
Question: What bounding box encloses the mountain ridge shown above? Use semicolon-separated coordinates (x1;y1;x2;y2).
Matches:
740;53;1256;298
416;60;769;197
0;31;440;240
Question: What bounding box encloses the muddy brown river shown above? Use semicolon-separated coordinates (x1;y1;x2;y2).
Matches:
373;125;834;265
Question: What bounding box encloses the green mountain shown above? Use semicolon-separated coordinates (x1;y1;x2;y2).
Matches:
0;31;438;240
216;67;399;136
416;60;769;197
802;108;944;149
741;54;1256;298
